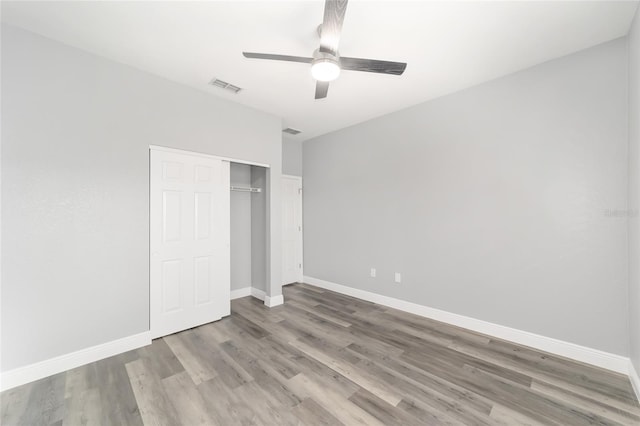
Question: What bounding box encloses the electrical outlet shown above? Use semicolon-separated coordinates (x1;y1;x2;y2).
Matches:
395;272;402;283
370;268;376;278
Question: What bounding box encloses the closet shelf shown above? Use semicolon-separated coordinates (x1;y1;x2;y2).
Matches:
230;186;262;193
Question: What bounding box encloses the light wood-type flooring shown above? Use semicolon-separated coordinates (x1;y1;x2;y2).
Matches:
2;283;640;425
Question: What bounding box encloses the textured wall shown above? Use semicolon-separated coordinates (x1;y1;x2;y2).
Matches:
304;38;629;355
282;139;303;177
627;5;640;373
1;25;282;371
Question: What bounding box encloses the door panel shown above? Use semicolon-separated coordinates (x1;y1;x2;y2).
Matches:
151;149;230;338
194;256;212;305
161;259;182;314
162;191;182;242
282;176;303;285
194;192;211;240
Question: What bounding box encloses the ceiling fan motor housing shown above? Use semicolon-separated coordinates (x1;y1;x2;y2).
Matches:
311;49;341;82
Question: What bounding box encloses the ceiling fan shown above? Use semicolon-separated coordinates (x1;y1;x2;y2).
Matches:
242;0;407;99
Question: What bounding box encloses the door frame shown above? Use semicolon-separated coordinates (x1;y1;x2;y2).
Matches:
150;145;270;168
282;174;303;284
149;145;271;337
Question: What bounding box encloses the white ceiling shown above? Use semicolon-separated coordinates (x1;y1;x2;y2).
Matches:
2;1;638;141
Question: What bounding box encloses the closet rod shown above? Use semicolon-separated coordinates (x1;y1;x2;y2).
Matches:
230;186;262;193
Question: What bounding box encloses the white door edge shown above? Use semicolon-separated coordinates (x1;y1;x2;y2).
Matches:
282;175;303;284
149;145;270;168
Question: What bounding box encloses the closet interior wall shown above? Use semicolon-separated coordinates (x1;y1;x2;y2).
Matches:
250;166;267;293
230;162;267;293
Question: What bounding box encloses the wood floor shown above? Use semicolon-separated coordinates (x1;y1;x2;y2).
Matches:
2;283;639;425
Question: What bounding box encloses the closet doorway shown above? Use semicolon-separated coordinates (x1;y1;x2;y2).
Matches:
230;163;269;299
150;146;271;339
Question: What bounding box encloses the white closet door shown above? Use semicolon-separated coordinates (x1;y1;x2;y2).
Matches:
282;175;303;284
150;148;230;339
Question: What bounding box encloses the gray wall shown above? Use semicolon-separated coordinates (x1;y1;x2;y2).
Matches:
251;167;268;292
1;25;282;372
230;163;253;291
304;38;629;355
282;139;303;177
628;5;640;373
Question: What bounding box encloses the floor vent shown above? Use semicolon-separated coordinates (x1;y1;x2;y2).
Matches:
209;78;242;94
283;127;302;135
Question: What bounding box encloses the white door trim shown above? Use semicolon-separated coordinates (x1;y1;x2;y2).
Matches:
149;145;270;168
282;175;303;284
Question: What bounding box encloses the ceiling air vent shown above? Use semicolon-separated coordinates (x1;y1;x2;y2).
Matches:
208;78;242;94
283;127;302;135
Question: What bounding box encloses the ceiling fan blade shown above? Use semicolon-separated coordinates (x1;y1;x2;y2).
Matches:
243;52;313;64
340;57;407;75
315;81;330;99
319;0;349;54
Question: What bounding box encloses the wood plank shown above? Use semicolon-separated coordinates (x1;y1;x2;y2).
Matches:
346;342;494;415
18;374;66;426
289;338;403;406
1;381;33;426
125;358;180;426
291;397;345;425
137;338;185;380
348;388;420;425
161;371;216;426
530;379;640;424
449;338;640;413
3;283;638;425
231;380;301;426
287;373;385;426
163;331;217;385
94;355;143;426
284;299;353;328
489;403;550;426
63;388;102;426
197;376;262;426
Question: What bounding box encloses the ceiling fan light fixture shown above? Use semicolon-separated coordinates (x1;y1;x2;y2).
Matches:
242;0;407;99
311;58;341;82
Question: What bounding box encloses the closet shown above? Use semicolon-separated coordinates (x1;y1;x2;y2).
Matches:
149;146;268;339
230;163;268;298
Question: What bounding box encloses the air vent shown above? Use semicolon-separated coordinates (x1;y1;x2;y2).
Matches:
208;78;242;94
283;127;302;135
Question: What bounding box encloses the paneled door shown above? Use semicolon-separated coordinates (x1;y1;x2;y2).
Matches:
150;148;230;339
282;175;303;284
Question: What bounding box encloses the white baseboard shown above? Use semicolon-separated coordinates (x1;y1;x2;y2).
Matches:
630;361;640;402
303;276;630;375
265;294;284;308
230;286;282;307
1;331;151;392
0;285;282;392
231;286;265;302
231;286;253;300
248;287;283;307
251;287;266;301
